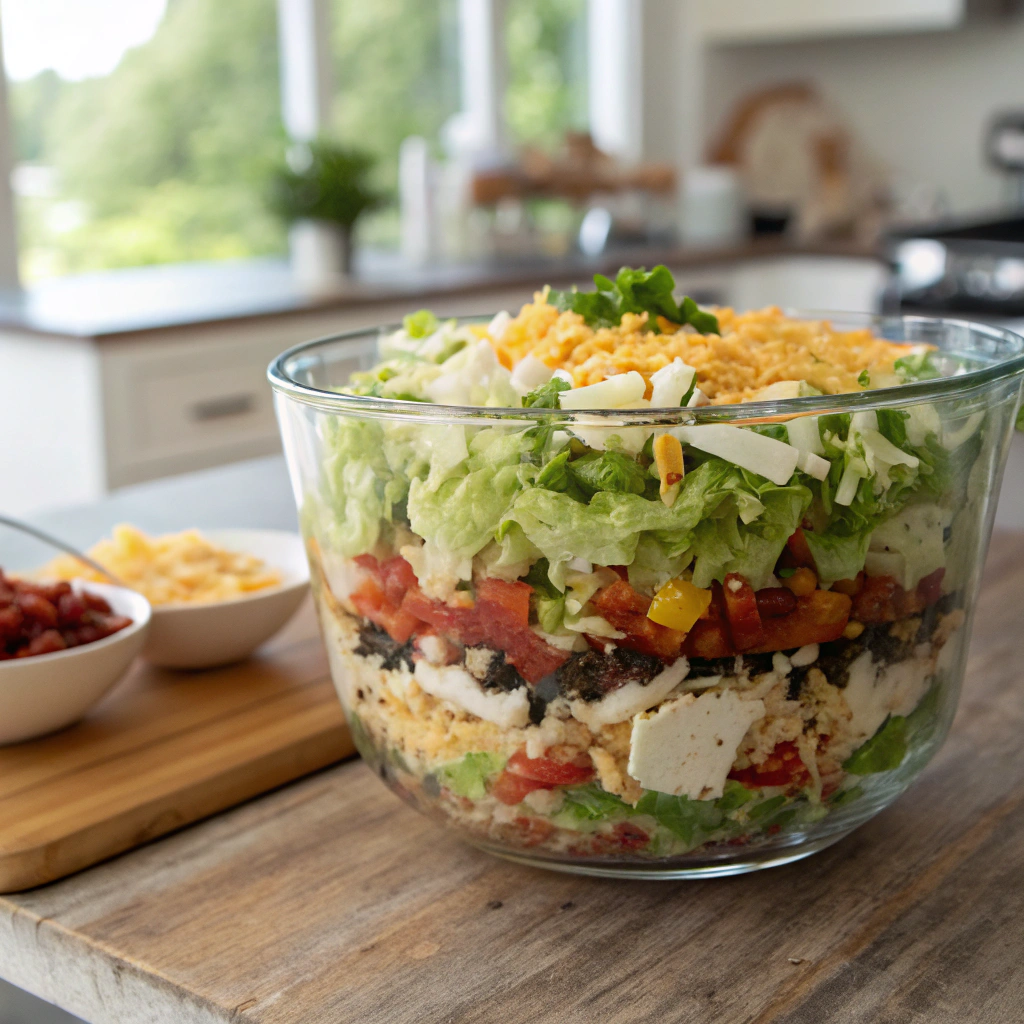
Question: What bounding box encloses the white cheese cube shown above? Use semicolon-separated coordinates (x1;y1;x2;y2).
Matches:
628;689;765;801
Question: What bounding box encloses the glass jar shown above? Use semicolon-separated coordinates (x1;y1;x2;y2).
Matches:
269;314;1024;879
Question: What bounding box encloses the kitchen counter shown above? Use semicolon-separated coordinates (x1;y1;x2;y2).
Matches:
0;239;879;341
2;456;1024;1023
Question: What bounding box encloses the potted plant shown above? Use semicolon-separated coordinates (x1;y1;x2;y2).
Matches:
267;139;384;287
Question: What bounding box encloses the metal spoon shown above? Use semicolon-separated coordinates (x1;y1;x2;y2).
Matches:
0;513;126;587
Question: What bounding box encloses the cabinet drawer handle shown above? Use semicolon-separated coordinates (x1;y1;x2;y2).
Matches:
190;394;256;421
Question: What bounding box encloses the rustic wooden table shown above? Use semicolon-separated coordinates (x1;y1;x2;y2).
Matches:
3;465;1024;1023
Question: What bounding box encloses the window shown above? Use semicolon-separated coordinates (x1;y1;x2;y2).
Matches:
330;0;460;246
5;0;286;281
505;0;588;151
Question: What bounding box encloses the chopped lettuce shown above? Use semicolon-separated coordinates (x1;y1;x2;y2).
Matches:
843;715;908;774
435;752;506;799
403;309;439;338
803;530;872;586
407;429;535;569
523;377;571;408
568;449;648;496
557;784;636;823
689;482;810;591
319;417;401;557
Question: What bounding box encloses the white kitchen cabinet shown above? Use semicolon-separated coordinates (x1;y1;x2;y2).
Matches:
697;0;963;44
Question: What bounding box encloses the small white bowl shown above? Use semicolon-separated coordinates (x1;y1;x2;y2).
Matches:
0;581;151;746
143;528;310;670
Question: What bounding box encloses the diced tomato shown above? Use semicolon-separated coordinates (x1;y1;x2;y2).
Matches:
917;567;945;607
612;821;649;851
491;771;550;805
512;816;556;847
729;741;811;791
379;556;418;606
350;577;422;644
746;590;851;653
476;577;531;627
507;749;594;786
786;528;816;569
591;579;686;661
400;582;568;682
722;573;764;650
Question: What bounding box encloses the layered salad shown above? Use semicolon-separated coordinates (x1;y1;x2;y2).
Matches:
307;267;982;863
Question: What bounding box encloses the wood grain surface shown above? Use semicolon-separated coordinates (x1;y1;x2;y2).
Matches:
0;597;353;893
2;533;1024;1024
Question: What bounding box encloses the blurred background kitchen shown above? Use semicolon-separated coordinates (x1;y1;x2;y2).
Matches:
3;0;1024;518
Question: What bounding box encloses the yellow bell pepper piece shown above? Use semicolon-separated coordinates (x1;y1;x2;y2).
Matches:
647;578;713;633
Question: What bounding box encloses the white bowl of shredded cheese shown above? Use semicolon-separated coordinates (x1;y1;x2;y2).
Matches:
143;529;310;669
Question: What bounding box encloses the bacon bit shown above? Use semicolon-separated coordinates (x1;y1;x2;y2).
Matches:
592;579;686;660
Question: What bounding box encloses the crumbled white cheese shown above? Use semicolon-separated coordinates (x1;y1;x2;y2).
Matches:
413;662;530;729
772;651;792;675
680;673;722;693
417;635;449;666
627;690;766;800
463;646;497;680
569;657;690;728
522;788;564;814
885;657;933;718
790;644;819;668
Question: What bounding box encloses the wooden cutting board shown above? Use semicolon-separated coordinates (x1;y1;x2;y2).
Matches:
0;597;353;893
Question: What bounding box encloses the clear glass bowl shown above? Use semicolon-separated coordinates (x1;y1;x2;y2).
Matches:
269;313;1024;879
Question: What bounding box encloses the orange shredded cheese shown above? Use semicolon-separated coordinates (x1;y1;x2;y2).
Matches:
492;296;917;404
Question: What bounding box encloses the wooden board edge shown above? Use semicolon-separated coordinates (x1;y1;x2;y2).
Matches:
0;725;356;894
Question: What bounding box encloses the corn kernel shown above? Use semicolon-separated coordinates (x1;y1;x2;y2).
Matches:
783;566;817;597
648;578;712;633
843;620;865;640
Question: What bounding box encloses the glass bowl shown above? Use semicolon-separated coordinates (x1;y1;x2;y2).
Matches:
269;313;1024;879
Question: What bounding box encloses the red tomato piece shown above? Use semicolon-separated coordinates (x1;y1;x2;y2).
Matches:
722;573;765;650
490;771;550;805
475;577;531;627
917;567;945;607
729;741;811;791
379;556;418;606
350;577;421;644
507;749;594;786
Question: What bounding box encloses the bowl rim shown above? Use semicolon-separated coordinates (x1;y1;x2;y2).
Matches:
0;580;151;671
146;528;310;616
267;309;1024;424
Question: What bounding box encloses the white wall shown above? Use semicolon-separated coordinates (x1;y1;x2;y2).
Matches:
701;13;1024;216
